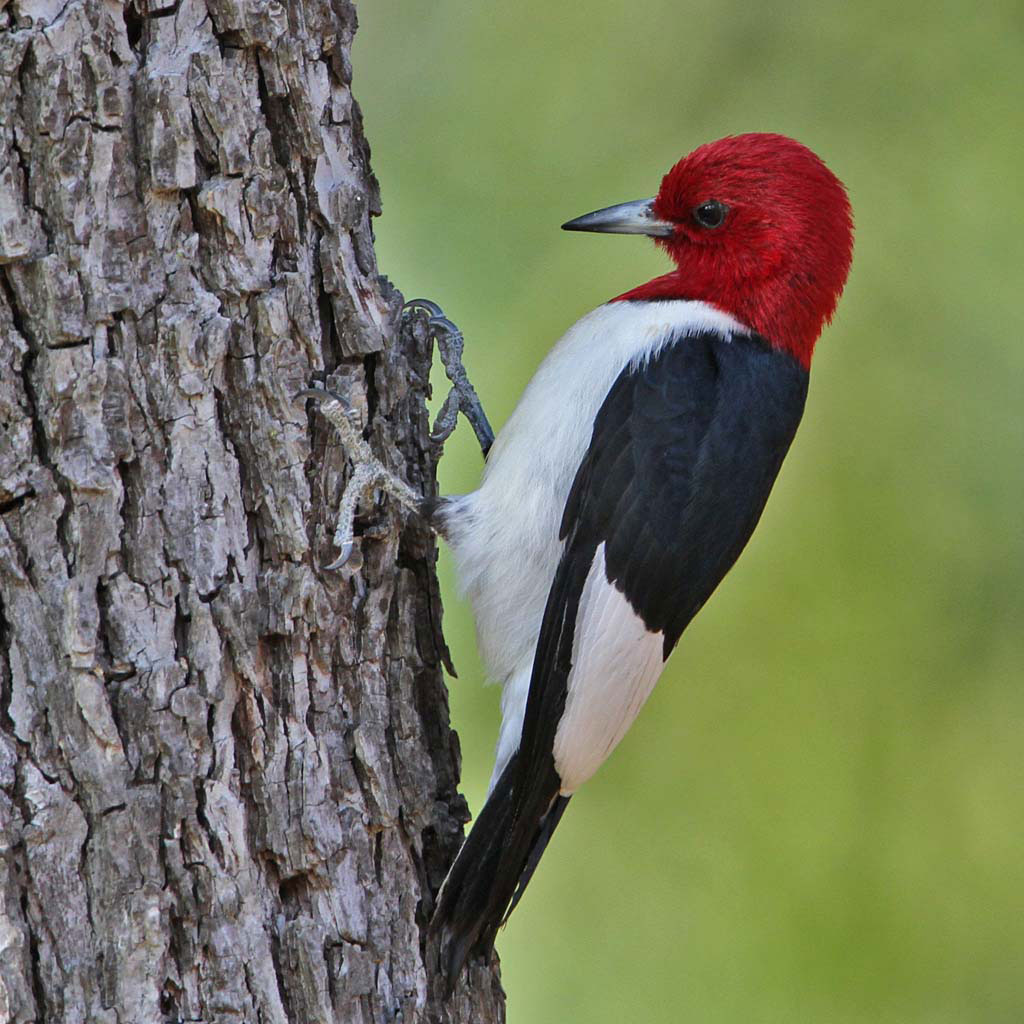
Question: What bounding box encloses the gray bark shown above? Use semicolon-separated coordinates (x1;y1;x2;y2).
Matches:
0;0;504;1020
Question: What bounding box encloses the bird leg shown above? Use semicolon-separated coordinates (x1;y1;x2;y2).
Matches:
298;387;425;570
301;301;491;570
405;299;495;458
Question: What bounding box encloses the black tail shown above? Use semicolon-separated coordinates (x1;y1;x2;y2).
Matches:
431;754;570;984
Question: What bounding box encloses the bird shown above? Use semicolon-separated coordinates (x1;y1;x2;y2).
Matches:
304;131;854;985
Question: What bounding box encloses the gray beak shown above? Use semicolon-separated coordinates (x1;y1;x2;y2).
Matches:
561;198;675;237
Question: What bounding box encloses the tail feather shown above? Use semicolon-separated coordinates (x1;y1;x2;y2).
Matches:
503;794;570;923
431;753;568;983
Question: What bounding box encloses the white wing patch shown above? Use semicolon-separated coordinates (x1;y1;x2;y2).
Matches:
487;659;531;795
552;543;666;793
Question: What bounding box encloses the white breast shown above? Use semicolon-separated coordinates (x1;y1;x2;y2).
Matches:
442;299;746;789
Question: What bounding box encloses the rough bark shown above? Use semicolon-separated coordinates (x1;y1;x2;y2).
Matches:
0;0;504;1020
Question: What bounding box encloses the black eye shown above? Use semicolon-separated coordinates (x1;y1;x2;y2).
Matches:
693;200;729;229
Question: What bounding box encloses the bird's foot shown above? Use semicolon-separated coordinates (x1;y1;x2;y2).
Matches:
299;386;423;569
403;299;495;458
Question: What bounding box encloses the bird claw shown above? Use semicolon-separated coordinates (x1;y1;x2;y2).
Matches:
403;299;495;458
301;298;491;570
403;298;445;320
299;385;422;570
323;540;354;572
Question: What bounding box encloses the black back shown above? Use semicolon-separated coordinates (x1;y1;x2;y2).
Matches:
565;327;809;652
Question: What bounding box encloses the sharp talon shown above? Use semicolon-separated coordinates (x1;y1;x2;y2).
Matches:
403;298;445;318
324;540;354;570
301;387;363;443
296;386;345;406
427;315;462;337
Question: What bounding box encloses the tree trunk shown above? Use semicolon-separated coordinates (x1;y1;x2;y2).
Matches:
0;0;504;1020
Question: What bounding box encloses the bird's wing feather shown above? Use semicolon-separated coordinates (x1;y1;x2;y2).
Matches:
434;327;808;975
514;326;808;812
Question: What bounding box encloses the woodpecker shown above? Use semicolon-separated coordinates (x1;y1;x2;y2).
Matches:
305;132;854;984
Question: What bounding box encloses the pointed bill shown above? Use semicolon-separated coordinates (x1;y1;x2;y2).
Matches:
561;198;674;237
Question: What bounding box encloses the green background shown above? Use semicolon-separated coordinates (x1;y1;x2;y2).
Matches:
354;4;1023;1022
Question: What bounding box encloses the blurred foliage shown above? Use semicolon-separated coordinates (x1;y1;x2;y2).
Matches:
354;3;1024;1021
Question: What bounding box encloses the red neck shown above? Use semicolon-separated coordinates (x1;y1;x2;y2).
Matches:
613;271;820;369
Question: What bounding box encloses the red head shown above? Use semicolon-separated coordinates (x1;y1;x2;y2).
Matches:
563;134;854;367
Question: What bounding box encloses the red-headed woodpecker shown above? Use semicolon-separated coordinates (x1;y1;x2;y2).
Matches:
304;132;854;984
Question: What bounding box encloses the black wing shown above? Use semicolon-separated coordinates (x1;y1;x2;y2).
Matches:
434;327;808;980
